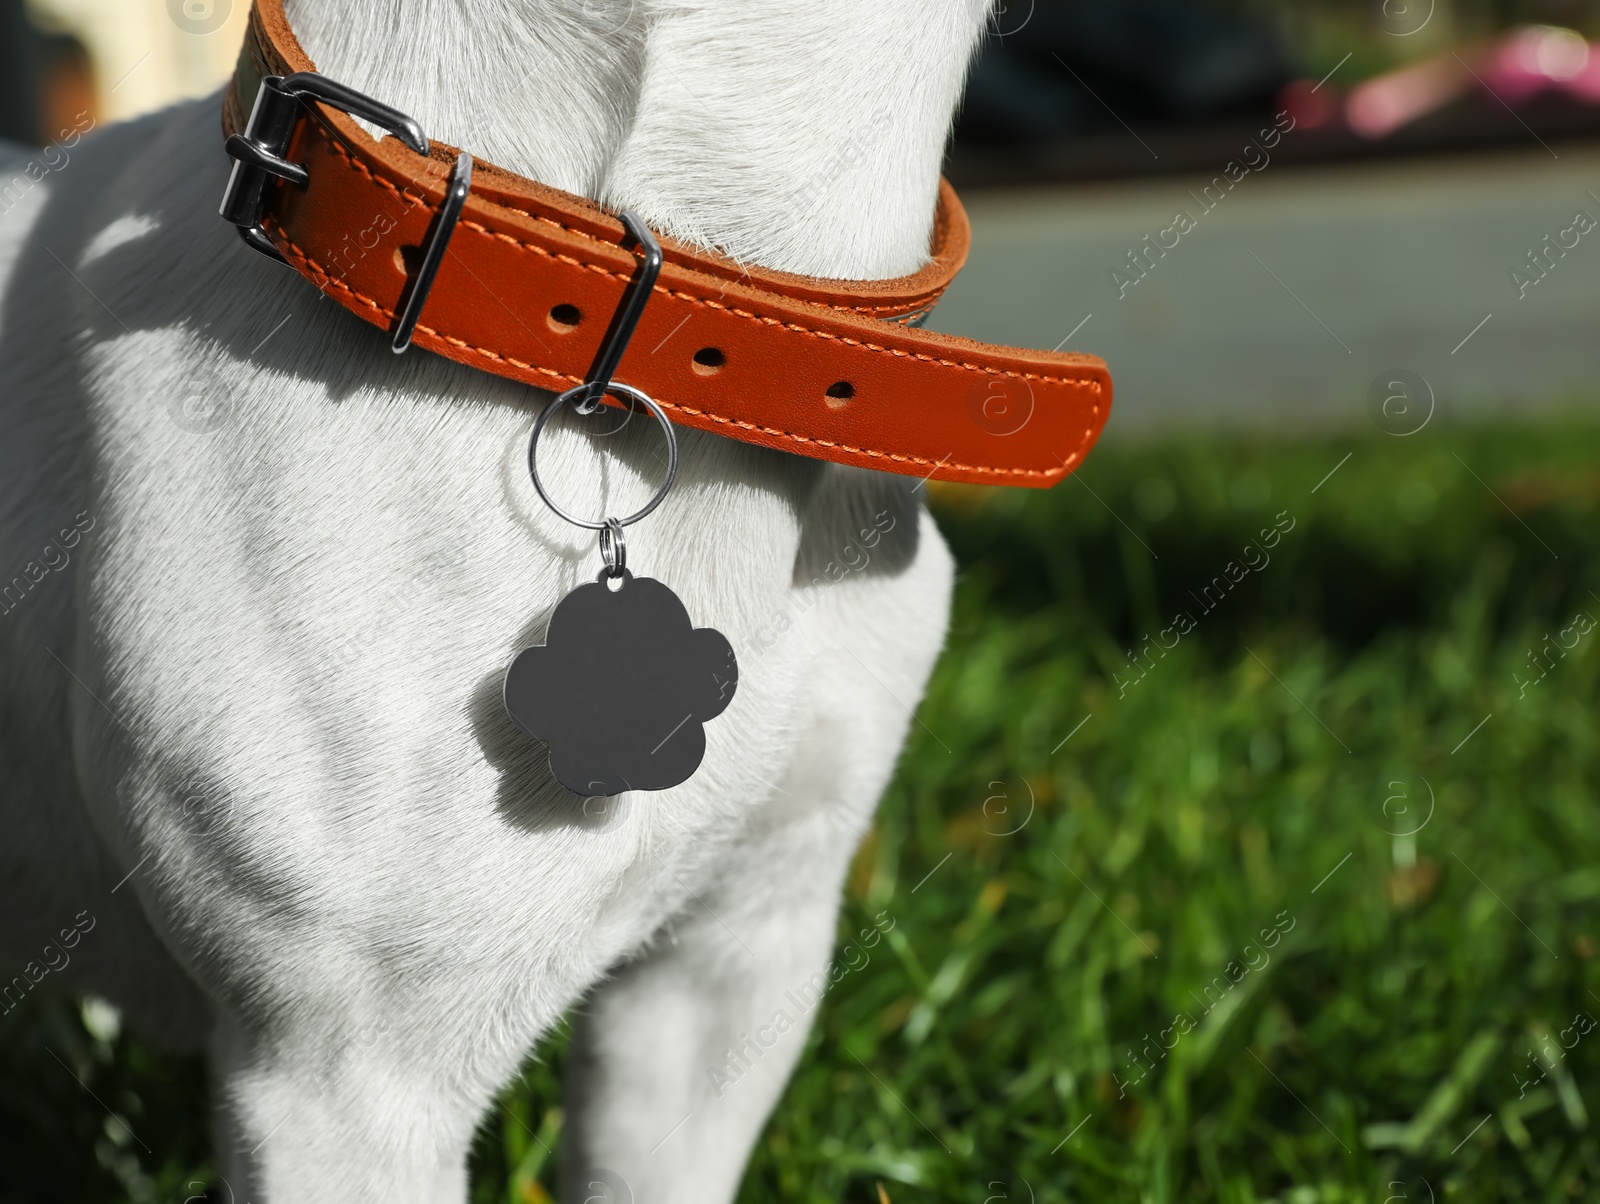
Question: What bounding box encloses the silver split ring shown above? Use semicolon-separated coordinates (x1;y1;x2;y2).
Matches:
599;518;626;577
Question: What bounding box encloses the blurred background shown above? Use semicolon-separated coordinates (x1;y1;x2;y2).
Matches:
933;0;1600;428
0;0;245;143
2;2;1599;1202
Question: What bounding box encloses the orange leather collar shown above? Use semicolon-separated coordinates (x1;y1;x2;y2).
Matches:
221;0;1110;487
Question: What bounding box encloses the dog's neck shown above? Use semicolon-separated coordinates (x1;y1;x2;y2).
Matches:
282;0;987;279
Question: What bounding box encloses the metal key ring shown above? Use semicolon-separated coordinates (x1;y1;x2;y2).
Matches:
598;517;626;577
528;382;678;530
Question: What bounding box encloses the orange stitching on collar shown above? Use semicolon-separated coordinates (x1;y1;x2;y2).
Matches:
305;137;1100;392
317;136;965;321
265;223;1096;482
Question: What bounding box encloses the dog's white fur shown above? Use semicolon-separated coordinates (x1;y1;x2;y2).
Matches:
0;2;985;1198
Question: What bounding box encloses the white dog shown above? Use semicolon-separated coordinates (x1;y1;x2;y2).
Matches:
0;2;996;1199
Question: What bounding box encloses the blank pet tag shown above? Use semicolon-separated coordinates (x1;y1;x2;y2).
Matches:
509;213;735;796
503;570;738;797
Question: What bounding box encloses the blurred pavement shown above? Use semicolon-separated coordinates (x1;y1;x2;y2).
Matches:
930;145;1600;432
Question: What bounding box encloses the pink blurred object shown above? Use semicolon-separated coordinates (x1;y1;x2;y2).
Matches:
1484;25;1594;100
1345;54;1476;138
1277;78;1342;130
1343;26;1600;140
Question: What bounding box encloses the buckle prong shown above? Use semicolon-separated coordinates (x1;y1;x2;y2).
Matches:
221;132;309;187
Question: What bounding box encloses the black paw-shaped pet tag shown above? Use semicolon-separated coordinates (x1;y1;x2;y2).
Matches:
503;570;737;796
506;211;737;795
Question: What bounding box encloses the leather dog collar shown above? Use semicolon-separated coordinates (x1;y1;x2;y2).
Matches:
220;0;1110;487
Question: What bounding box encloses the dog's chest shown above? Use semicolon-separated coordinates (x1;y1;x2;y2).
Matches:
41;104;828;996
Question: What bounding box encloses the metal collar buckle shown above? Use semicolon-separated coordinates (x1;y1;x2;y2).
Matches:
218;71;477;354
217;71;660;376
218;71;428;266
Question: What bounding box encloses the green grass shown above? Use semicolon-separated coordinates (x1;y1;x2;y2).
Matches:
5;422;1600;1203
